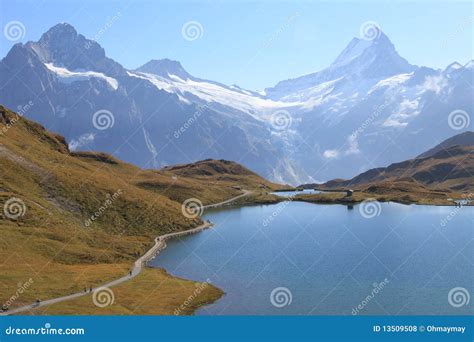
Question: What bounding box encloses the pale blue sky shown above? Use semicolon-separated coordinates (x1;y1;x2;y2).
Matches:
1;0;472;89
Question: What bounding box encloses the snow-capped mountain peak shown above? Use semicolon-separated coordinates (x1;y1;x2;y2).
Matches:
25;22;124;76
38;22;79;44
330;37;374;67
136;59;192;80
264;31;415;100
465;60;474;69
446;61;463;70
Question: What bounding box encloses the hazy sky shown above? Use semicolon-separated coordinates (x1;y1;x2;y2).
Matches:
1;0;472;89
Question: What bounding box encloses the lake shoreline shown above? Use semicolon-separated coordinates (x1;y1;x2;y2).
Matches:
261;189;473;207
122;189;471;315
151;200;473;315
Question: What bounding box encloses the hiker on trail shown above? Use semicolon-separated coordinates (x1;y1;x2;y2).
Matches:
129;270;132;277
84;288;87;293
90;287;92;293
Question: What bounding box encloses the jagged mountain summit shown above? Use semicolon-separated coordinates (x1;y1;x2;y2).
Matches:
265;31;416;100
1;23;472;184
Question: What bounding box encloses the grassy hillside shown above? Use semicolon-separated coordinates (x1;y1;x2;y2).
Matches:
417;131;474;158
135;159;282;205
25;269;223;315
317;145;473;194
0;105;276;314
297;132;473;205
326;145;472;191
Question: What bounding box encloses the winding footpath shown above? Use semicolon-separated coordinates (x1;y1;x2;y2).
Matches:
203;189;252;209
2;190;252;315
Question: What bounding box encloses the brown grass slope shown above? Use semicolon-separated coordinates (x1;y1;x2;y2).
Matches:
318;133;474;193
418;131;474;158
138;159;282;204
294;132;473;205
0;105;277;314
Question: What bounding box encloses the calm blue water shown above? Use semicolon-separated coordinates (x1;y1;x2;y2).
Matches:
271;189;321;197
151;202;473;315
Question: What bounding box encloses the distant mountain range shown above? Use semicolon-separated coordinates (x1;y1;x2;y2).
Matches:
1;23;472;184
